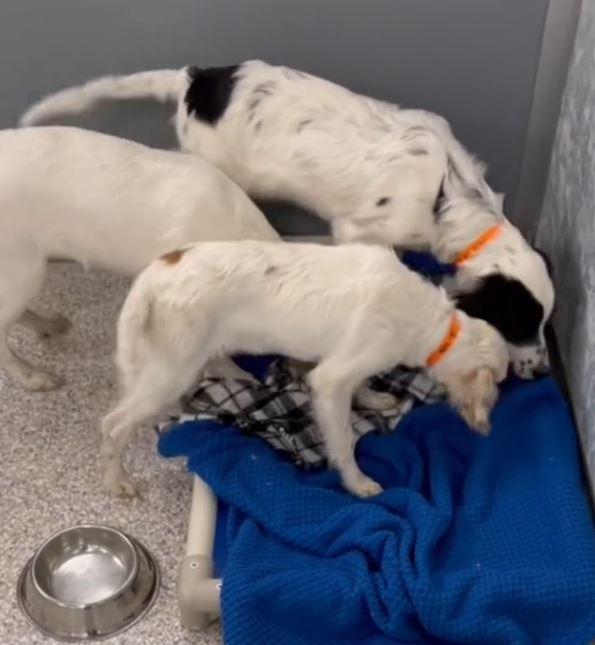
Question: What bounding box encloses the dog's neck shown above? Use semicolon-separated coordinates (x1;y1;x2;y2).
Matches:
432;195;506;263
408;307;466;370
433;196;531;274
396;290;460;368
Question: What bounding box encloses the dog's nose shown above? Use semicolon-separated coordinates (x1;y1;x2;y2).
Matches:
512;356;550;380
532;362;550;378
513;360;550;380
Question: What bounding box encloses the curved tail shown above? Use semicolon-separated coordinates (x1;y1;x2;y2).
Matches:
20;68;188;127
115;274;155;392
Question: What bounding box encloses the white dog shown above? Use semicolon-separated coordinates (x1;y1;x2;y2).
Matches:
21;61;555;378
0;126;279;390
102;241;509;498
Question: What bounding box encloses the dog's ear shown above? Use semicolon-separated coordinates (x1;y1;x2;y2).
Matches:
455;274;543;345
474;319;509;382
458;367;496;436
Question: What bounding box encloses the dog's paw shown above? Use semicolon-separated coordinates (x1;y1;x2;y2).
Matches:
22;370;64;391
346;474;383;498
37;314;72;340
355;388;400;411
105;475;140;499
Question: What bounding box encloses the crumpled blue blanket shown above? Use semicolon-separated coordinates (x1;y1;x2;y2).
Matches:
159;376;595;644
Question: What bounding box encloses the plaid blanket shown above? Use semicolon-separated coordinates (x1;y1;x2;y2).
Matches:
161;358;444;468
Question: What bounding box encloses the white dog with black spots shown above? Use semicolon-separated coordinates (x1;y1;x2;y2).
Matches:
22;60;555;377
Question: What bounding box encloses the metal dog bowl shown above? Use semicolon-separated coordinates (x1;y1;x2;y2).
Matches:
17;525;159;641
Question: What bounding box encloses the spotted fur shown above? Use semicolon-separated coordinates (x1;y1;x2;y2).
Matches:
20;61;555;377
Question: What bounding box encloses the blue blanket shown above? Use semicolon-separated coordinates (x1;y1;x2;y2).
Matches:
159;376;595;645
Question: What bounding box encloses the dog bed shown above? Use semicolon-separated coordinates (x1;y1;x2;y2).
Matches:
158;349;444;632
159;373;595;644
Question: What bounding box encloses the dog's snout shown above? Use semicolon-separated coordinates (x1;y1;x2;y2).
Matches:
512;355;550;379
532;362;550;377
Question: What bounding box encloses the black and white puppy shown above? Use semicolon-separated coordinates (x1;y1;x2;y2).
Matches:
21;61;554;377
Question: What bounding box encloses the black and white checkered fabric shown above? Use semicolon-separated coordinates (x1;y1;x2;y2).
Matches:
161;359;444;468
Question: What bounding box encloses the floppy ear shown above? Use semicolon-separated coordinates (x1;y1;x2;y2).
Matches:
455;274;544;345
463;367;495;435
447;367;497;436
475;320;509;382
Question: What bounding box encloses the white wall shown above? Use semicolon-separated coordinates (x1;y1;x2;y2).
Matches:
1;0;552;234
538;0;595;494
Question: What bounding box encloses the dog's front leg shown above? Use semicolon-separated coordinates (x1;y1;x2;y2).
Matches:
308;365;382;497
101;409;139;498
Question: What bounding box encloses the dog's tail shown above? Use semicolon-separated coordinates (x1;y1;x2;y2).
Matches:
115;274;156;391
20;68;188;127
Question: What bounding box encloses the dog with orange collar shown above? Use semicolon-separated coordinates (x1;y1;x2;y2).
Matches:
101;241;508;498
21;61;555;379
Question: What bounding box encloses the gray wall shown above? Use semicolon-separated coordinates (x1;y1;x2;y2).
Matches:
537;0;595;495
1;0;552;234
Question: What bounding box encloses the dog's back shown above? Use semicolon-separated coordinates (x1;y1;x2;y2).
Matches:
130;240;446;364
0;126;278;273
0;126;279;390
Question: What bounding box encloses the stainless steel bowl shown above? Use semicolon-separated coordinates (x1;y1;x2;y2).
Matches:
17;525;159;641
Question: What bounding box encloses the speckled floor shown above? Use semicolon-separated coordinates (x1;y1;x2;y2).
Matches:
0;262;222;645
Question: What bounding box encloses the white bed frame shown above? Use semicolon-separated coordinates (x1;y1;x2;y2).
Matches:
178;476;222;629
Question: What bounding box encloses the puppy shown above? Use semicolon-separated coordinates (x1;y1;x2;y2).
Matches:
101;241;509;498
20;61;555;377
0;126;279;390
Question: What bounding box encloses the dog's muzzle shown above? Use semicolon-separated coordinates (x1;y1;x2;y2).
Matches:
511;344;550;380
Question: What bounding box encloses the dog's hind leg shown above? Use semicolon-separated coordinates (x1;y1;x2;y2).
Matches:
101;351;210;497
0;255;63;390
19;309;72;340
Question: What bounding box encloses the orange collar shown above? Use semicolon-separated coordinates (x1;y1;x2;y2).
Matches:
455;225;504;266
426;313;461;367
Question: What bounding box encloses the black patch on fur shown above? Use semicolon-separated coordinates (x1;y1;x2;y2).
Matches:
455;274;544;345
185;65;239;124
376;197;391;207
